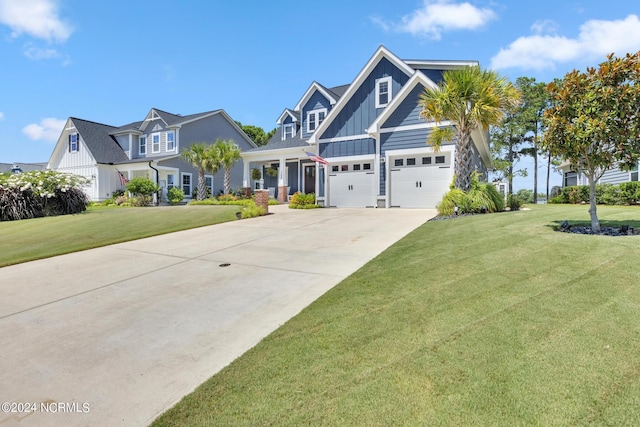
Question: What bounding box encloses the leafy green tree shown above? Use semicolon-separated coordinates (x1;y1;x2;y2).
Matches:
420;66;520;191
235;121;277;146
517;77;549;204
181;143;219;200
490;108;528;196
214;139;242;194
541;52;640;233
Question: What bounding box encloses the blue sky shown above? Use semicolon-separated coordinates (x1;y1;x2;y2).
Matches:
1;0;639;192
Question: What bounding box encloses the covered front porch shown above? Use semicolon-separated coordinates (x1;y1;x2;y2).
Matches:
113;157;181;204
241;148;324;203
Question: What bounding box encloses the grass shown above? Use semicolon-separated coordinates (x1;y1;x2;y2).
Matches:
152;204;640;426
0;204;239;267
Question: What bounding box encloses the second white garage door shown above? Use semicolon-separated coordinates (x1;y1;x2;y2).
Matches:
328;171;376;208
389;154;452;208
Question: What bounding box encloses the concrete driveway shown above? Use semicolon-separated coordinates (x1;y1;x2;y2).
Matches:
0;205;436;426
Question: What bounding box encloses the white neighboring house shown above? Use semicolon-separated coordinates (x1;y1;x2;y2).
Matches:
48;108;256;201
558;161;640;187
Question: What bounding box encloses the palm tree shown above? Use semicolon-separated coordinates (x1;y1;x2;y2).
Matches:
214;139;242;194
181;143;219;200
419;66;520;192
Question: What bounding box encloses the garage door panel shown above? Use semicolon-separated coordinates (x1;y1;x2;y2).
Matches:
329;172;375;208
390;166;450;208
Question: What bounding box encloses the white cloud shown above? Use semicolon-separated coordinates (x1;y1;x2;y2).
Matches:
23;117;66;142
531;19;558;35
0;0;72;42
0;112;4;121
389;0;497;40
24;45;60;60
491;14;640;71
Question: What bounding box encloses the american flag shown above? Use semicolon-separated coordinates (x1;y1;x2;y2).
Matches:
116;169;129;186
304;151;329;165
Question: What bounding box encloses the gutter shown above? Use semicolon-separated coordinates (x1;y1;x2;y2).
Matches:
149;161;160;206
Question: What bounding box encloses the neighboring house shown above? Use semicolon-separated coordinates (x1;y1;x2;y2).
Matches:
48;108;256;201
0;162;47;173
559;161;640;187
241;45;490;208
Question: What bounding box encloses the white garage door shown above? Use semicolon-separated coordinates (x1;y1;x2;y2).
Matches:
328;163;376;208
389;154;452;208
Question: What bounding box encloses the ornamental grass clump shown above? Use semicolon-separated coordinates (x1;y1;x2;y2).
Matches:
0;170;90;221
436;172;504;216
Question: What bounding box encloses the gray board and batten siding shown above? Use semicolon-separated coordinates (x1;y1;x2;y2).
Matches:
320;57;410;140
382;83;428;129
301;91;333;140
158;113;255;196
319;138;376;159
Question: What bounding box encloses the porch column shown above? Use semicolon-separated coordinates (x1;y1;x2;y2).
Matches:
242;158;251;197
278;157;287;203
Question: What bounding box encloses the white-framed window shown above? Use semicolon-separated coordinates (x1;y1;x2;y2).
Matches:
68;133;79;152
167;174;175;188
375;76;392;108
152;133;161;153
307;108;327;133
282;124;294;140
181;173;192;197
166;131;175;151
205;175;213;196
139;136;147;155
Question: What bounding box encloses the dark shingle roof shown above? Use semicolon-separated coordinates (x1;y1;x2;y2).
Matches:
327;84;349;100
0;162;47;173
152;108;221;127
111;121;144;133
71;118;129;164
246;126;308;152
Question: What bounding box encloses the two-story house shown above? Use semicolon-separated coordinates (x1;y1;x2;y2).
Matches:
241;45;491;208
48;108;256;201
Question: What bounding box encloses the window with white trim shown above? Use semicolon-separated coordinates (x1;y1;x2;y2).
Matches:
181;173;192;197
139;136;147;155
375;76;392;108
166;131;175;151
68;133;79;152
307;108;327;133
152;133;161;153
167;174;175;188
282;124;294;140
205;175;213;196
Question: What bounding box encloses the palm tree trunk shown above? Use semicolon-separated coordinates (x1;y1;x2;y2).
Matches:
197;169;206;200
455;131;473;192
224;167;231;194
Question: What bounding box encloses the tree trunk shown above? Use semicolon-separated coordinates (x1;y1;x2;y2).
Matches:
588;174;601;233
533;140;538;204
224;167;231;194
507;143;514;196
455;131;473;192
546;153;551;200
197;169;206;200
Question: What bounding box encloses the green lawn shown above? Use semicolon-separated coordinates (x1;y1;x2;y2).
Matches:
152;204;640;426
0;205;239;267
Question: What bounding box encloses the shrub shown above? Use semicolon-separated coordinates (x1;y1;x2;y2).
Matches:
515;189;534;204
167;187;184;205
126;177;159;196
289;192;320;209
436;189;466;216
132;195;153;207
0;170;90;221
112;189;126;198
619;182;640;205
240;200;266;218
507;193;522;211
217;194;238;202
548;195;565;204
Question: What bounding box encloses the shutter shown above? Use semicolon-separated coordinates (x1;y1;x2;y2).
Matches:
68;134;71;152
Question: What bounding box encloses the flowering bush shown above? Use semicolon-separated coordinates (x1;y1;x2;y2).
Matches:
0;170;90;221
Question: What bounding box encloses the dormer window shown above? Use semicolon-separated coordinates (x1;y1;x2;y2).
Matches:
282;124;294;140
68;133;79;152
375;76;392;108
307;108;327;133
139;136;147;155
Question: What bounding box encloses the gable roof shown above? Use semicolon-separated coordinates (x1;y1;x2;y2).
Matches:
71;118;130;164
309;45;415;144
366;71;440;135
244;126;307;153
276;108;300;125
293;81;339;112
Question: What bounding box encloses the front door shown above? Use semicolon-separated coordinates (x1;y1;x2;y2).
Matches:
304;165;315;194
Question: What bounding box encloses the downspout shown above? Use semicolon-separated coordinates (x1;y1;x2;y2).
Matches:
149;161;159;206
